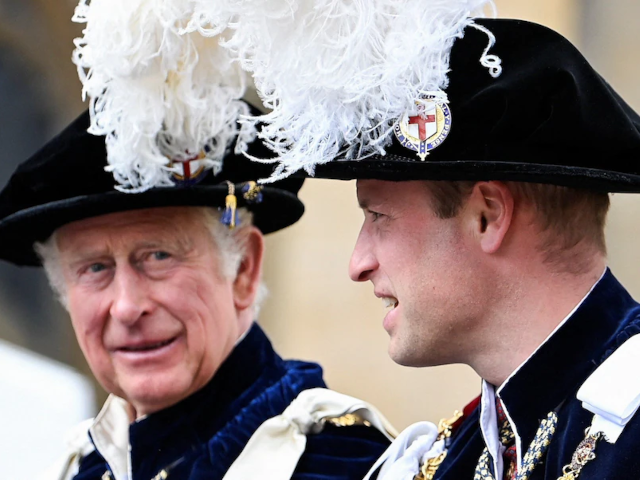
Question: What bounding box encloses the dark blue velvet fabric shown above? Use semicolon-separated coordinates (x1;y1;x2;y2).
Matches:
73;323;389;480
432;269;640;479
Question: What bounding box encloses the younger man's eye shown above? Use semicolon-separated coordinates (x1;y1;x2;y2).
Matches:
369;210;384;221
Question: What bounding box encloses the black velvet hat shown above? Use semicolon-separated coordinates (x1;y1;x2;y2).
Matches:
0;110;304;266
287;19;640;191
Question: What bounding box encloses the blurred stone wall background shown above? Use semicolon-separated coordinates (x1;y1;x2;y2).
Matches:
0;0;86;375
0;0;639;431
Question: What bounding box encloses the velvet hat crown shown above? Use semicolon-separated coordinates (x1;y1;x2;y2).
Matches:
0;109;304;266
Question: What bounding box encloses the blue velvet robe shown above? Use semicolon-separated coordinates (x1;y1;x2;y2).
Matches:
432;269;640;479
73;324;390;480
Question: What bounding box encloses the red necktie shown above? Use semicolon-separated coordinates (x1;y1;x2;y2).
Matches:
495;398;518;480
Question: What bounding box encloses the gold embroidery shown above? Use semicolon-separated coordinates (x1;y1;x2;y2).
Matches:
326;413;372;428
151;469;169;480
242;181;264;202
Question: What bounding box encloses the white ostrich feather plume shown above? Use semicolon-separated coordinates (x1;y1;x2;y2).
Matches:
72;0;253;192
188;0;498;182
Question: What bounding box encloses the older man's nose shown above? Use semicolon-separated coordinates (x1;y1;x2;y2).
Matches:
348;233;378;283
110;266;151;325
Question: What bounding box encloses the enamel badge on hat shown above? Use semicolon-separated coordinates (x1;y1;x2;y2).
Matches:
394;96;453;161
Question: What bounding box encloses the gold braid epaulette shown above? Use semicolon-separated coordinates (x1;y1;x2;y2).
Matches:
414;410;463;480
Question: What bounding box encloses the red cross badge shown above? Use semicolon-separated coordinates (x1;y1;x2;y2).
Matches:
393;96;452;160
169;150;209;185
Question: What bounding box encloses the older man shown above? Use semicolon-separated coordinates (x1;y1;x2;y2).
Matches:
0;110;393;480
228;6;640;480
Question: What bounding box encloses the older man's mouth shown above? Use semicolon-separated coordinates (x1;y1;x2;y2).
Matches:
119;338;176;352
113;335;180;362
113;336;181;365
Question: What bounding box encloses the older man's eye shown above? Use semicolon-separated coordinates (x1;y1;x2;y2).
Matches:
151;251;171;261
88;263;107;273
76;262;111;281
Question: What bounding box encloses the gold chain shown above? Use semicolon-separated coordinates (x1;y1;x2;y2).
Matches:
414;410;463;480
557;431;602;480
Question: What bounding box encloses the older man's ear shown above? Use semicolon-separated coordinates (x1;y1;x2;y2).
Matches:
232;226;265;311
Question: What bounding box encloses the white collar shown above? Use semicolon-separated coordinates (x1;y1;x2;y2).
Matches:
479;382;505;478
88;395;132;480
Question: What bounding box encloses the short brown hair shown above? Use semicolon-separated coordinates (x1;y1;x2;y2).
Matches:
425;180;610;273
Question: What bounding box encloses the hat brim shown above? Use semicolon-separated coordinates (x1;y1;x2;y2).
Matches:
0;184;303;266
311;157;640;193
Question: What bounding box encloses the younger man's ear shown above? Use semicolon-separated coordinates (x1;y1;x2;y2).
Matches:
233;227;265;310
467;181;514;254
